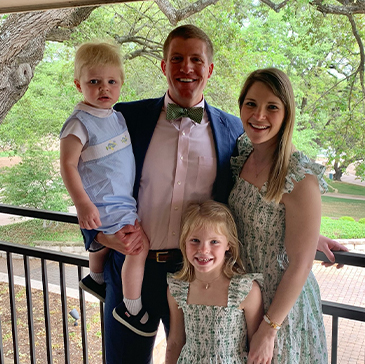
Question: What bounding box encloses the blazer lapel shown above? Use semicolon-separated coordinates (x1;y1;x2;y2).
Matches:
205;101;235;203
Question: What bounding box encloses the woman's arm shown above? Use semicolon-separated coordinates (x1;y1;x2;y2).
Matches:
165;287;186;364
248;174;322;364
240;280;264;346
60;135;101;229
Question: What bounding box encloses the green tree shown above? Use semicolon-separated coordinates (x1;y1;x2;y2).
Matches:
0;42;77;148
0;144;70;211
0;43;76;211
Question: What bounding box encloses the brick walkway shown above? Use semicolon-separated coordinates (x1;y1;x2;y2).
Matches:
313;261;365;364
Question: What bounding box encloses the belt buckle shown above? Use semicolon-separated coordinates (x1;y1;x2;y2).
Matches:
156;251;169;263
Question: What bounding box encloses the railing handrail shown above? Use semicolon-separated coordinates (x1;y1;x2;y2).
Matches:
2;203;364;266
322;300;365;322
0;204;78;224
0;240;89;266
315;250;365;268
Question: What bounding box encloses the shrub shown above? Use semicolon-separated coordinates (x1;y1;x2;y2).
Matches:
321;217;365;239
339;216;355;222
359;218;365;224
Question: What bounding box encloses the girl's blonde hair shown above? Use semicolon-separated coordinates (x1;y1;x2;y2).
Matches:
175;200;245;282
74;41;125;83
238;68;295;203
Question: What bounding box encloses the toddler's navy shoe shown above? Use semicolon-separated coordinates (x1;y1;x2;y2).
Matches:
113;302;157;337
79;274;106;302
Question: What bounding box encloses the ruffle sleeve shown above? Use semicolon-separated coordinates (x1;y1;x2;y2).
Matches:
284;151;328;195
230;133;327;195
228;273;264;307
166;273;189;308
230;134;253;178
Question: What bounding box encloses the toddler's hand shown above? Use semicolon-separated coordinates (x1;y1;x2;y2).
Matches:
76;201;101;230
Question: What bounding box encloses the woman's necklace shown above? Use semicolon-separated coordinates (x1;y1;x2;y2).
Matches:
195;274;222;290
252;154;272;178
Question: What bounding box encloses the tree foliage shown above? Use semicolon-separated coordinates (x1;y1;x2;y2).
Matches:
0;145;70;211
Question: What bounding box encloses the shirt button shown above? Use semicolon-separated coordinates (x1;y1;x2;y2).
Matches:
177;181;181;185
172;232;176;236
174;206;178;210
180;156;184;160
182;131;186;136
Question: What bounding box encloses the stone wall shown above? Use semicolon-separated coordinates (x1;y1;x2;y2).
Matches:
338;239;365;254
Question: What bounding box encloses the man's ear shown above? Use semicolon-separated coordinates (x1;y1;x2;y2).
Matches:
207;63;214;79
74;79;82;93
161;59;167;76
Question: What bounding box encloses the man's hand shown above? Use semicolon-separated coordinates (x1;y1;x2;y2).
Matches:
317;234;348;268
96;220;145;255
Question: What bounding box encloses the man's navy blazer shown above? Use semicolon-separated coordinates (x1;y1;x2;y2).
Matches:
114;95;243;204
83;96;243;250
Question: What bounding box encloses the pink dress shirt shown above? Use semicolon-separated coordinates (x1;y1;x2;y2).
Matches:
137;93;217;250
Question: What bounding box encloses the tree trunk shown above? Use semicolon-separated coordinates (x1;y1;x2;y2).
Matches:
333;160;344;181
0;7;96;123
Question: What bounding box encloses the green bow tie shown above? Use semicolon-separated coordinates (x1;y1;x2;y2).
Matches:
166;103;204;124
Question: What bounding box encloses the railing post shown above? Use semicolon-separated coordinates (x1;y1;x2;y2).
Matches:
78;267;89;364
41;259;53;364
6;253;19;364
23;255;36;364
59;262;70;363
331;316;338;364
0;313;5;364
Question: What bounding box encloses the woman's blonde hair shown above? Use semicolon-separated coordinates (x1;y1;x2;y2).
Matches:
238;68;295;203
74;41;125;83
175;200;245;282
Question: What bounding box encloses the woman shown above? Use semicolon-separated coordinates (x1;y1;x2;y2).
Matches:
229;68;328;363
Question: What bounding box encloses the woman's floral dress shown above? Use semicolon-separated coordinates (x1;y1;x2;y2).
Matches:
167;273;263;364
228;134;328;364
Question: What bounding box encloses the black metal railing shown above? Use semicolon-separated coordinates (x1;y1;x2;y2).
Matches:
0;204;364;364
0;240;105;364
315;251;365;364
0;204;105;364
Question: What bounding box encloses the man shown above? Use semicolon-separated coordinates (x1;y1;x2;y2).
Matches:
82;24;345;363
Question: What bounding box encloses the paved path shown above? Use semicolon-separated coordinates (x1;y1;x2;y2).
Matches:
340;174;365;187
326;193;365;201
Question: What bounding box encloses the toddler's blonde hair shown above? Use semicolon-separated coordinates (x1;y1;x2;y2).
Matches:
74;41;125;83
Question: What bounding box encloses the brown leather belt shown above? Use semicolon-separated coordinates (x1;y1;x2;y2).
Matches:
146;249;182;263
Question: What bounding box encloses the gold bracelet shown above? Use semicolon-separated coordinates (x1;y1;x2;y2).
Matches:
263;314;281;330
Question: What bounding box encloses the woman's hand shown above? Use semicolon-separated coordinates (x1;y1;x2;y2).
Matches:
247;320;275;364
317;234;348;268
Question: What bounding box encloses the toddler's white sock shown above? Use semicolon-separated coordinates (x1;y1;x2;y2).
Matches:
124;297;149;324
90;271;104;285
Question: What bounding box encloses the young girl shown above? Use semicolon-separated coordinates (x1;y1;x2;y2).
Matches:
229;68;328;363
165;200;264;364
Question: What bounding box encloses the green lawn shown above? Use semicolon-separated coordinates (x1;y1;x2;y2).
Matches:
321;196;365;220
326;178;365;196
0;219;83;246
321;217;365;239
